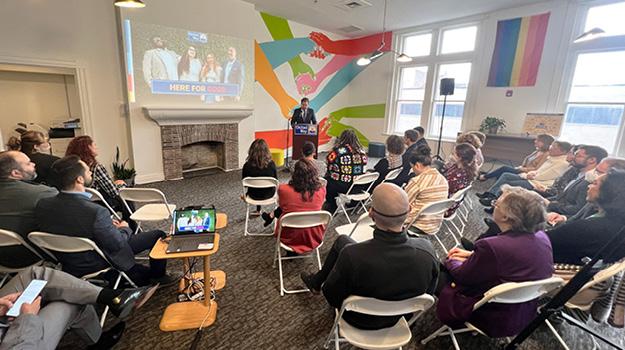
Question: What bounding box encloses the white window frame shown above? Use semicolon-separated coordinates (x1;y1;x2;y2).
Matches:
555;0;625;155
387;21;480;141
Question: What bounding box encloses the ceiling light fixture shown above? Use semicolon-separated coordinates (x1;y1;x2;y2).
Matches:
114;0;146;8
356;0;412;66
574;27;605;43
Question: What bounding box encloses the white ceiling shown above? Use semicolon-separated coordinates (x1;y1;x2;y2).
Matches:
244;0;547;37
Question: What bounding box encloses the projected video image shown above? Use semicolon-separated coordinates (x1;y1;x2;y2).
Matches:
175;209;216;233
123;20;253;105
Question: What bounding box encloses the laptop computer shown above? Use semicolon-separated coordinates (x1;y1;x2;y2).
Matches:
166;207;216;254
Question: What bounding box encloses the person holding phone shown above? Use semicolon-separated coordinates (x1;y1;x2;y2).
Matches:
0;266;158;349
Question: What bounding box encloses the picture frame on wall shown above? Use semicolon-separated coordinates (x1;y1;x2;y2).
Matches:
522;113;564;136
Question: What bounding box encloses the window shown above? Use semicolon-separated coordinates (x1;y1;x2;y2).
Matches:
584;2;625;37
390;24;477;138
440;26;478;54
561;51;625;152
429;63;472;139
403;33;432;57
394;66;428;132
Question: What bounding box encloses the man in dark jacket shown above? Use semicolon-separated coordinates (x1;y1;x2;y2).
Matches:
301;183;439;330
391;129;423;187
35;155;173;286
0;151;57;268
546;145;607;216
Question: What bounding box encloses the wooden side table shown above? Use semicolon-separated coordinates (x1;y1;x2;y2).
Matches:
150;213;227;331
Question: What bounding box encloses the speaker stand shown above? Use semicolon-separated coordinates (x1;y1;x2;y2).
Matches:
434;94;447;161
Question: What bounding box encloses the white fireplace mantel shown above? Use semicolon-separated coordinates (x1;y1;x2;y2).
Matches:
143;106;253;126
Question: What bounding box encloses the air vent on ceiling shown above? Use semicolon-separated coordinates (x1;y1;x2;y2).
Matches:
338;25;364;33
333;0;372;12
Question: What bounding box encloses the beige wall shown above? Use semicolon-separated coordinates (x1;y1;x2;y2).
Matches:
0;71;81;145
0;0;130;169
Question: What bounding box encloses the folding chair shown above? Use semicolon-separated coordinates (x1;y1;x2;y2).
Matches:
273;210;332;296
86;187;121;220
335;212;375;243
0;229;45;287
545;259;625;350
405;199;456;253
442;185;473;248
362;168;403;208
326;294;436;350
119;188;176;234
28;232;138;326
421;277;564;350
242;177;280;236
333;172;379;224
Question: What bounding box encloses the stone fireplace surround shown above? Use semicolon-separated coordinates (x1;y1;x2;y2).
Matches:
143;107;252;180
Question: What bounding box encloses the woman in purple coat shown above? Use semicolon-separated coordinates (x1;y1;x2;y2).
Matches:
437;185;554;337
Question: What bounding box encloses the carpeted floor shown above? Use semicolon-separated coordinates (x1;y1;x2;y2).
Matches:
59;167;625;350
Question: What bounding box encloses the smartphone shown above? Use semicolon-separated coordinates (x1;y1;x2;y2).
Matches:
6;280;47;317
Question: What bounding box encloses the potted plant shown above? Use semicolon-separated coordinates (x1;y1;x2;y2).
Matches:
112;147;136;187
479;116;507;134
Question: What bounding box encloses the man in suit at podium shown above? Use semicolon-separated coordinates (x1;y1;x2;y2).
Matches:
291;97;316;126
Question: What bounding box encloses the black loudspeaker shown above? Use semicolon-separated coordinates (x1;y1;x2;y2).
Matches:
440;78;455;96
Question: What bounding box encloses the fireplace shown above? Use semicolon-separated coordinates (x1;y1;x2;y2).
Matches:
160;123;238;180
143;106;253;181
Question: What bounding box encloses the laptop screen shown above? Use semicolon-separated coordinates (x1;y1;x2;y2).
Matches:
173;208;216;235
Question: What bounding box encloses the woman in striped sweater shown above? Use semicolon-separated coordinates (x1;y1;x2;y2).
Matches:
404;145;449;235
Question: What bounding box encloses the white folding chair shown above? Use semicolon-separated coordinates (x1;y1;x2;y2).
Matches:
119;188;176;234
545;259;625;350
405;199;456;254
86;187;121;220
273;210;332;296
242;177;280;236
421;277;564;350
28;232;138;326
333;172;379;224
335;212;375;243
362;168;403;208
442;185;473;248
326;294;436;350
0;229;45;287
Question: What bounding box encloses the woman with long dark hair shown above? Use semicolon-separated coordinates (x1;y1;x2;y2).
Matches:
242;139;278;214
7;131;59;186
443;143;478;216
324;129;368;212
264;159;326;252
178;46;202;81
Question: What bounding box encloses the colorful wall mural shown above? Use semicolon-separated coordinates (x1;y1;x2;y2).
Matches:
254;13;390;149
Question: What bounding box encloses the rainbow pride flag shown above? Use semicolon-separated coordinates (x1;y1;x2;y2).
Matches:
487;12;550;87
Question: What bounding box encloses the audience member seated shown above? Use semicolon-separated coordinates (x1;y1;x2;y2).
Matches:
442;143;478;216
300;183;439;330
370;134;404;190
545;145;607;216
547;157;625;226
453;133;483;168
290;141;326;176
548;169;625;265
391;129;420;187
7;131;60;187
437;186;554;338
469;131;486;167
242;138;278;215
537;145;579;198
35;156;174;287
323;129;367;213
262;159;326;254
0;266;157;349
0;151;57;268
479;133;554;181
404;146;449;234
413;126;429;148
65;135;134;226
477;141;571;209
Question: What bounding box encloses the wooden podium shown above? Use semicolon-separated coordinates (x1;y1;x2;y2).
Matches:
292;123;318;161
